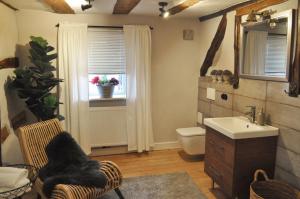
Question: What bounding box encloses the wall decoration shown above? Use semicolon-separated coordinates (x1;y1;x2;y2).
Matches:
183;29;194;40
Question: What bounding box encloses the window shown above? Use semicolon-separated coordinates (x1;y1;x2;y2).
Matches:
265;35;287;76
87;28;126;99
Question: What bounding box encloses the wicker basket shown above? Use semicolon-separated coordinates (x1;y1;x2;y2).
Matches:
250;169;300;199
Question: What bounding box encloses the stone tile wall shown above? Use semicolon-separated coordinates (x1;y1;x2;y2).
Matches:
198;76;300;189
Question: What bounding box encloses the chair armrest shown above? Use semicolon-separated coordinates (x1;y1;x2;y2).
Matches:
49;160;122;199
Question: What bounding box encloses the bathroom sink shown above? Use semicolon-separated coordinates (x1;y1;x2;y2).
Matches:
204;117;279;139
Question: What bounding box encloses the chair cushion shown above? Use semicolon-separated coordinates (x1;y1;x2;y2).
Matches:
39;132;107;197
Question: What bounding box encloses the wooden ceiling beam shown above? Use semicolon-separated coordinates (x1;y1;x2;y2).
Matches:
113;0;141;14
199;0;288;22
0;0;18;11
43;0;75;14
199;0;257;22
168;0;200;15
236;0;288;16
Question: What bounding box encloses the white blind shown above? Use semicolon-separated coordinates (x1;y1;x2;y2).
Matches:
265;35;287;76
88;28;126;74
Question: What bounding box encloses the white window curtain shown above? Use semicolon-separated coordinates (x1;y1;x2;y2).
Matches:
243;30;268;75
124;25;154;153
58;23;91;154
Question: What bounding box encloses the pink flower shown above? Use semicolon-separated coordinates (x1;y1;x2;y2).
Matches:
91;76;100;85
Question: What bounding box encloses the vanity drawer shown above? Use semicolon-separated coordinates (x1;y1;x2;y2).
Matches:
205;127;235;167
205;157;234;197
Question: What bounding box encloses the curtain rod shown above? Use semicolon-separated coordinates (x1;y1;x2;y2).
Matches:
55;24;153;30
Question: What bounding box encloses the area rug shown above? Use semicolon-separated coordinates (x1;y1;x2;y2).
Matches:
100;172;207;199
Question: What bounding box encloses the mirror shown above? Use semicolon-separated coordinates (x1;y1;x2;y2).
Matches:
239;9;296;81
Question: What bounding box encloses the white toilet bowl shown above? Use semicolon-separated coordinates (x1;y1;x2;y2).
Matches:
176;127;206;155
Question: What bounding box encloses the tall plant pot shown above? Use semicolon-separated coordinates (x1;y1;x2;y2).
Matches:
97;85;115;98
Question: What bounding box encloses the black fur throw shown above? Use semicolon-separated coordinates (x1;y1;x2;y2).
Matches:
39;132;107;197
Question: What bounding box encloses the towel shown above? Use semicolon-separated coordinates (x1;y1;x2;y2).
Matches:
0;178;30;192
0;167;28;188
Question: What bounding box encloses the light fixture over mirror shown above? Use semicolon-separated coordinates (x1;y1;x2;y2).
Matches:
159;2;170;18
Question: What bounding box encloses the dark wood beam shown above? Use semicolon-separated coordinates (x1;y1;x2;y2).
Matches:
168;0;200;15
289;1;300;96
0;0;18;11
200;14;227;76
43;0;75;14
233;16;241;89
199;0;257;22
113;0;141;14
0;57;19;70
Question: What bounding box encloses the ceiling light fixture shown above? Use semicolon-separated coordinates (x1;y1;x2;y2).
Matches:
159;2;170;18
81;0;94;11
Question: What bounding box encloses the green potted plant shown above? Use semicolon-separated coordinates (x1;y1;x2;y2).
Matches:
91;75;119;98
10;36;63;121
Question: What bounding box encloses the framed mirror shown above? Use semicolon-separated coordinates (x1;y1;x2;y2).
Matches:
238;9;296;82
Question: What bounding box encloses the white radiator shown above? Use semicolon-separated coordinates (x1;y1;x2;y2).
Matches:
89;106;127;147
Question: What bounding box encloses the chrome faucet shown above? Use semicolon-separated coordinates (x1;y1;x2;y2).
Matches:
245;106;256;123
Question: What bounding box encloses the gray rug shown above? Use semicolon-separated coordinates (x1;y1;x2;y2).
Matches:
100;172;207;199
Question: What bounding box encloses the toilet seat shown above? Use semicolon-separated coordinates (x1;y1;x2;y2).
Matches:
176;127;206;137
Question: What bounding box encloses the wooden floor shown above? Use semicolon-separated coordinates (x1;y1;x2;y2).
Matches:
93;149;227;199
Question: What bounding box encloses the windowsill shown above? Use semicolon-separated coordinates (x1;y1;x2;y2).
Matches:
89;97;126;107
89;97;126;102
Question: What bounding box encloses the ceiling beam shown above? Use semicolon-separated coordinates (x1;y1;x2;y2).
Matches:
0;0;18;11
0;57;19;70
43;0;75;14
168;0;200;15
199;0;288;22
113;0;141;14
199;0;257;22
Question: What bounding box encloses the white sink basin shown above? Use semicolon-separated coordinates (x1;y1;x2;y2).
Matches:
204;117;279;139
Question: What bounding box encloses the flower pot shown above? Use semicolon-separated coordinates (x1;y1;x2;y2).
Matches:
97;85;115;98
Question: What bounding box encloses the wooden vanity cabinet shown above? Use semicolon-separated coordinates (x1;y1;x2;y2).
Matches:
204;127;278;199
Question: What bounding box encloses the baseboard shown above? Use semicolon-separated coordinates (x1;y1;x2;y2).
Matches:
153;141;181;151
90;141;181;156
90;145;129;156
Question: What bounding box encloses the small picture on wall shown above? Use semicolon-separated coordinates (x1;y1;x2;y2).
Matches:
183;29;194;40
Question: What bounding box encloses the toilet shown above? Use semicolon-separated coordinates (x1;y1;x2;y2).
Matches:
176;127;206;155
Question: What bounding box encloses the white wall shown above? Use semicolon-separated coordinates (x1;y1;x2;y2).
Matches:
15;10;203;144
0;3;23;164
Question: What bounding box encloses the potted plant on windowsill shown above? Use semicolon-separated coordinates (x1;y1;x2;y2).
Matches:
91;76;119;98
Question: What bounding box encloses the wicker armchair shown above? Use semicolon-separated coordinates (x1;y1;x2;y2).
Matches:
18;119;123;199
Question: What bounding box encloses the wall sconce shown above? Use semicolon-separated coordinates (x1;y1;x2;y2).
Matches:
246;9;277;28
247;9;277;22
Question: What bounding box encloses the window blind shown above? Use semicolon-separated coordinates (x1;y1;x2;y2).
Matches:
265;35;287;76
88;28;126;74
